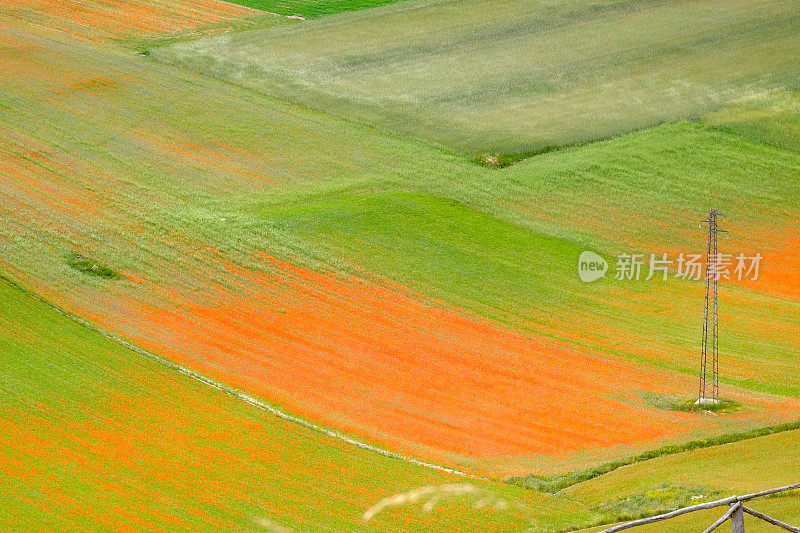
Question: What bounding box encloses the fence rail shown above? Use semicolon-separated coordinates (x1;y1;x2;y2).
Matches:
600;483;800;532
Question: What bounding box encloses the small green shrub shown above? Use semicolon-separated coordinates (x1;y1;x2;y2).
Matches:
473;146;562;168
67;253;122;279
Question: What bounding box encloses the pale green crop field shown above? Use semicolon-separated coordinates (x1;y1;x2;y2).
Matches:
155;0;800;155
705;89;800;153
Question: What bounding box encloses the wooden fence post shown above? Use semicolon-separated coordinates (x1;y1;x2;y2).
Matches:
731;503;745;533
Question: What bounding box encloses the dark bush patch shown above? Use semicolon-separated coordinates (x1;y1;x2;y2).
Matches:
68;253;122;280
473;147;562;168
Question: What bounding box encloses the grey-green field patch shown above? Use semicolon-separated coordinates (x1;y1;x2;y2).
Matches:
155;0;800;155
122;13;291;54
704;89;800;153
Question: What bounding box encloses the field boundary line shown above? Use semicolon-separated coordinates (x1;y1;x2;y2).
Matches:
0;275;476;479
507;420;800;495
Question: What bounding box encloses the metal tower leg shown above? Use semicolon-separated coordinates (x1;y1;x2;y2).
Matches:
698;209;727;404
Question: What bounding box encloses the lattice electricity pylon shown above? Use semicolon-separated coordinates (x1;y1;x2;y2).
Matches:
698;208;728;404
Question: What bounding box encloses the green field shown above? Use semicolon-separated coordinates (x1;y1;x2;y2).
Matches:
572;429;800;531
705;89;800;152
155;0;800;155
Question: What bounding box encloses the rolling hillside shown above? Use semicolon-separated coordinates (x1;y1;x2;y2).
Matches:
2;0;800;476
3;273;797;530
0;0;798;530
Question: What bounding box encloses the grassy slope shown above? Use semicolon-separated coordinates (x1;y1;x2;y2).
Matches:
569;429;800;532
1;9;799;476
155;0;800;155
2;272;795;531
255;123;800;399
0;278;597;532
